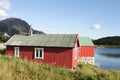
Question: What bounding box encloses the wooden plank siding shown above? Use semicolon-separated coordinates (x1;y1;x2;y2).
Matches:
79;46;94;57
6;46;75;68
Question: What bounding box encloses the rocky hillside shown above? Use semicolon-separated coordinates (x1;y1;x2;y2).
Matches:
0;18;44;36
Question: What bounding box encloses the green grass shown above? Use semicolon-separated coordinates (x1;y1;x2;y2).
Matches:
0;54;120;80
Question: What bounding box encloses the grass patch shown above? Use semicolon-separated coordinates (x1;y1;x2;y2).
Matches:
0;54;120;80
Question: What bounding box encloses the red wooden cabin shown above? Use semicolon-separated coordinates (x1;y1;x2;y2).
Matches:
5;34;80;68
79;37;95;65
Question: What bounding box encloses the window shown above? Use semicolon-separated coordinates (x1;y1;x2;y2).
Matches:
34;48;44;59
14;47;19;57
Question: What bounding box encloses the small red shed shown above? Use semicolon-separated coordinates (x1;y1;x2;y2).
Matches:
5;34;80;68
79;37;95;65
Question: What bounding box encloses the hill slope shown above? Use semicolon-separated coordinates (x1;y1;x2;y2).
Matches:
0;54;120;80
93;36;120;45
0;18;44;36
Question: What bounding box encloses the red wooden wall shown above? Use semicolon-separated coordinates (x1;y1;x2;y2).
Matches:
6;46;78;68
79;46;94;57
72;40;79;68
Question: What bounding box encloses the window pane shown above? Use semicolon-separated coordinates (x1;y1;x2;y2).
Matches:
40;50;42;57
14;47;19;57
36;49;38;57
16;48;18;55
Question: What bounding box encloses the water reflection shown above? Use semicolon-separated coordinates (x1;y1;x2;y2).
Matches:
97;53;120;58
95;48;120;70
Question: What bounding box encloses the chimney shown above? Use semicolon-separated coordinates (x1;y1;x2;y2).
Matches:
29;25;33;36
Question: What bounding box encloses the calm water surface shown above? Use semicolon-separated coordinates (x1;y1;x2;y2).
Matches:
95;48;120;70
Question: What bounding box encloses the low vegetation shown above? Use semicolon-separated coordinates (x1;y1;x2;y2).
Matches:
93;36;120;46
0;32;9;43
0;53;120;80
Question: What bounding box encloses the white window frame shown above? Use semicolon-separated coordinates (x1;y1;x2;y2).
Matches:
34;48;44;59
14;47;19;57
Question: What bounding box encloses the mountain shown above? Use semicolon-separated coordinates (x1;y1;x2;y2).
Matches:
93;36;120;45
0;18;44;36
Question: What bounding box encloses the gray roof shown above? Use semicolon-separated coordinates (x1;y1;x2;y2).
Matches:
5;34;78;48
79;37;94;46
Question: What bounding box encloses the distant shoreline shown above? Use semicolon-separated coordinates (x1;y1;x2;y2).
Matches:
95;45;120;48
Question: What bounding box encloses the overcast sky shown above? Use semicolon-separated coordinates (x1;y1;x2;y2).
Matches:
0;0;120;39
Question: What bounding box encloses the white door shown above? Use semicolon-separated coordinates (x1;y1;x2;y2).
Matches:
14;47;19;57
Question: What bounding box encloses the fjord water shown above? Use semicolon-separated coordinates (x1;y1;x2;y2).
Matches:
95;48;120;70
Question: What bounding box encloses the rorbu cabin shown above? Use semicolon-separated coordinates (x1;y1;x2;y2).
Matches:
79;37;95;65
5;34;80;69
